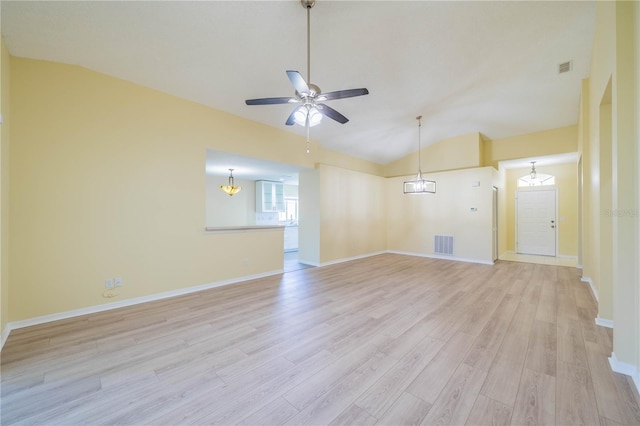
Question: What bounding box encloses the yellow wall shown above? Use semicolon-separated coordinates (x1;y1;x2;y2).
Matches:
7;57;391;322
318;164;387;264
634;0;640;383
505;163;578;257
483;125;578;168
384;132;482;177
579;0;639;375
318;148;384;177
8;57;329;321
386;167;495;263
610;0;639;370
0;37;10;338
494;167;508;259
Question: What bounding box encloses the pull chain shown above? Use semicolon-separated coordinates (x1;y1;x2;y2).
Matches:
306;110;311;153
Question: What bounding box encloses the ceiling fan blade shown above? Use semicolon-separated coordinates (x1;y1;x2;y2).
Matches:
318;88;369;101
245;97;297;106
286;70;310;94
317;103;349;124
285;107;298;126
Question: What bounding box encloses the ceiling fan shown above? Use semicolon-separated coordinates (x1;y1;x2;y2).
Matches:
245;0;369;150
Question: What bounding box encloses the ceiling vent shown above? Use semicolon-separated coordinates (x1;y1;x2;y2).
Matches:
558;61;573;74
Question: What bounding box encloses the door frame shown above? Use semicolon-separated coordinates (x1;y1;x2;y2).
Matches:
515;187;558;257
492;186;499;262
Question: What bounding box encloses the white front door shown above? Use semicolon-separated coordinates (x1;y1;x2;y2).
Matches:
516;189;556;256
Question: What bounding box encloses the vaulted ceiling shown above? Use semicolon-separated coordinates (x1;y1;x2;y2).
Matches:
2;1;595;165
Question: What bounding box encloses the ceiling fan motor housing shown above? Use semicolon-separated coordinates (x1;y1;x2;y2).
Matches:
301;0;315;9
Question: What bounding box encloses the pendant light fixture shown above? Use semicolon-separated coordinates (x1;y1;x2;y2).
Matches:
529;161;537;179
219;169;242;196
404;116;436;194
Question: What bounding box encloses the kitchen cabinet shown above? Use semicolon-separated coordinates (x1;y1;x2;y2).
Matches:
256;181;285;212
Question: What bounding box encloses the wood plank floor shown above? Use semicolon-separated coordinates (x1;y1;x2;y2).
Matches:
2;254;640;425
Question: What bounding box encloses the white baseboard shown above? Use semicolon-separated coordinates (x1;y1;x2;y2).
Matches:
595;316;614;328
387;250;494;265
557;254;579;260
1;324;10;351
609;352;640;395
1;268;284;348
581;275;599;302
319;251;387;267
303;250;493;268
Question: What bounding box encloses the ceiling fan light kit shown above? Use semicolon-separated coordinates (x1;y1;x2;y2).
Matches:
294;105;323;127
245;0;369;152
404;116;436;195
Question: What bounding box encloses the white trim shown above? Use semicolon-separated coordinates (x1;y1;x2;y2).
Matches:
319;251;387;267
204;225;285;233
595;317;614;328
302;250;494;268
557;255;578;260
609;352;640;394
387;250;494;265
1;325;10;351
2;269;284;337
581;276;599;302
576;264;583;270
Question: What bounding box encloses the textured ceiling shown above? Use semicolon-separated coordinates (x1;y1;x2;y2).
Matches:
2;0;595;165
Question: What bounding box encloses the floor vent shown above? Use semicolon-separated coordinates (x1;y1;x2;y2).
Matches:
434;235;454;255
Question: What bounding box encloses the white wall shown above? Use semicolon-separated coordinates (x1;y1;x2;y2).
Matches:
386;167;495;264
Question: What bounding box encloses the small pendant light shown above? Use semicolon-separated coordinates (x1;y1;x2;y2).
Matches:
219;169;242;196
403;116;436;194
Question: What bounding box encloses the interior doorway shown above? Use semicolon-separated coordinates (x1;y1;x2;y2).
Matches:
516;189;557;256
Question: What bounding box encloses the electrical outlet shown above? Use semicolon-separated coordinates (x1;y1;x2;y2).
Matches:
105;279;114;289
114;277;123;287
243;259;249;266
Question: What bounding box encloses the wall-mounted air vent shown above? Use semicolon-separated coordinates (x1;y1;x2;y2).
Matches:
558;61;573;74
434;235;454;255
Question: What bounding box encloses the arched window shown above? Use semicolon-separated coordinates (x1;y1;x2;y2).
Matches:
518;161;555;187
518;173;555;187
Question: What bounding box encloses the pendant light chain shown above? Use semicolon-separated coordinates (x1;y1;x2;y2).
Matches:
403;114;435;194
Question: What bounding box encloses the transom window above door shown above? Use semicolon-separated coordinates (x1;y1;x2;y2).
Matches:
518;173;555;187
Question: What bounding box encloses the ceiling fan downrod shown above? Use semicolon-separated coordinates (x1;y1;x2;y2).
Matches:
302;0;315;84
244;0;369;154
302;0;315;153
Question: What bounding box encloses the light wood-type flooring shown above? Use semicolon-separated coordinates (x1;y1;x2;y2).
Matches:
2;254;640;425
